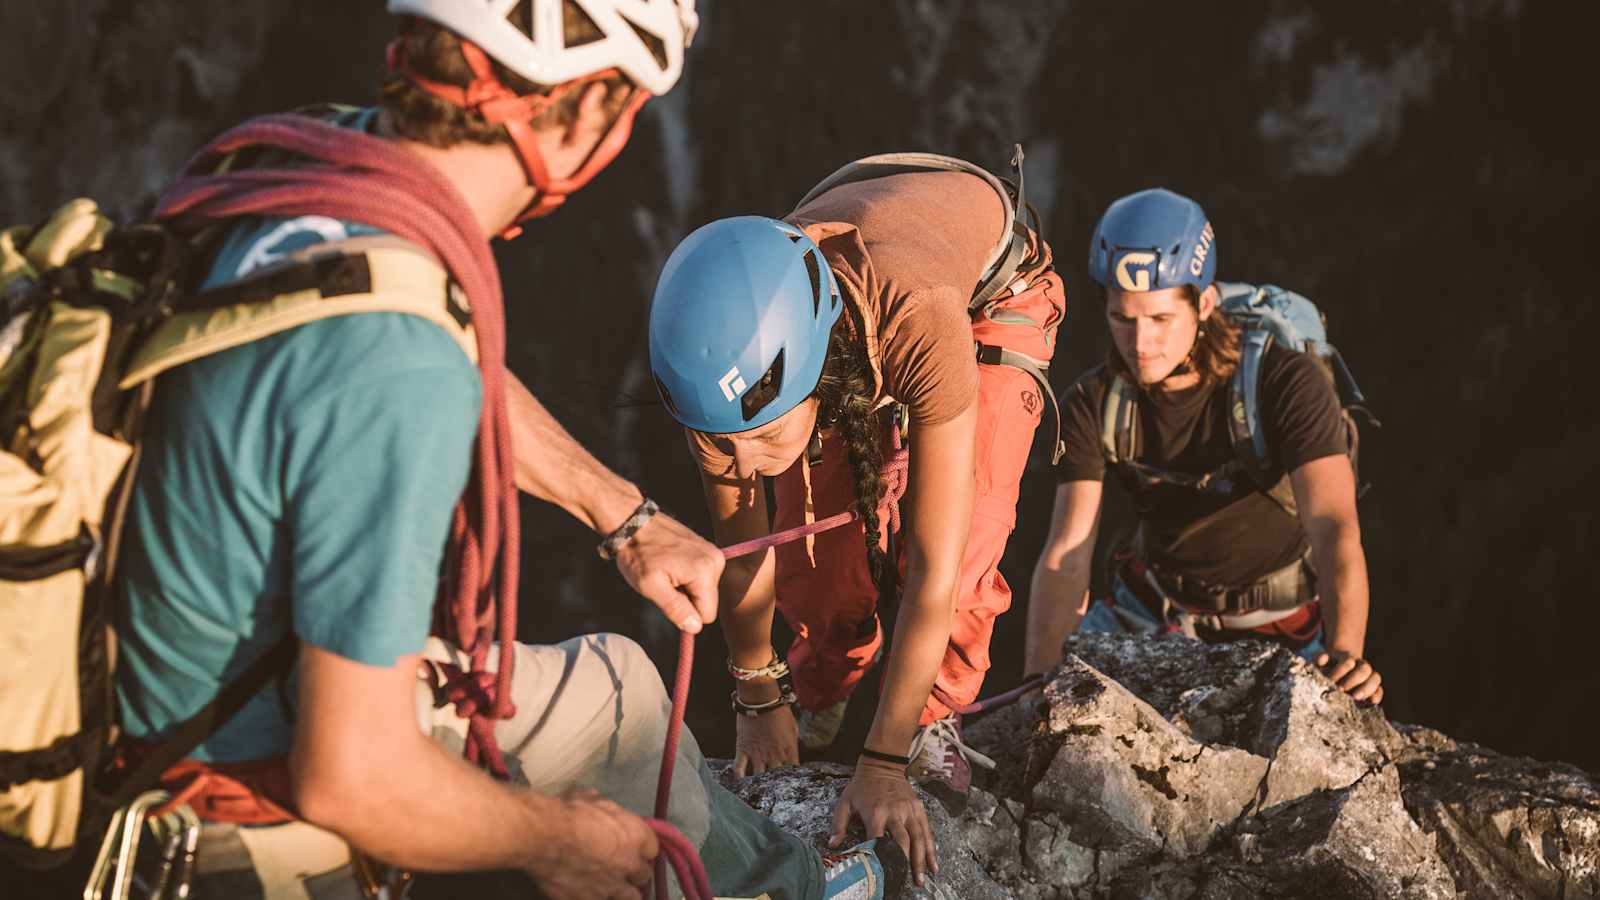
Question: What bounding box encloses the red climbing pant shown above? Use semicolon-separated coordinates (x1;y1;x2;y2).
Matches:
771;272;1063;725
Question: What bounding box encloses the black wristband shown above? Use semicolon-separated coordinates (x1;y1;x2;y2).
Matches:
859;747;911;767
596;497;659;560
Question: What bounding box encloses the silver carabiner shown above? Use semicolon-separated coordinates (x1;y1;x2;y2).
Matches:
94;787;174;896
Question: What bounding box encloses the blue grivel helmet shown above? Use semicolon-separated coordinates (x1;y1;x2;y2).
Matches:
649;216;843;434
1088;188;1216;293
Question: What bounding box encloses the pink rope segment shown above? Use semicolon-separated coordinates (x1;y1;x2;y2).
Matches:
648;431;911;898
154;113;520;776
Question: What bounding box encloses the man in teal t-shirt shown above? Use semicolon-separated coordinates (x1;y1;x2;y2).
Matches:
116;211;482;764
109;3;898;900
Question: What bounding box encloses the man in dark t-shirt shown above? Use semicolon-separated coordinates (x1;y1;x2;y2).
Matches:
1025;188;1382;705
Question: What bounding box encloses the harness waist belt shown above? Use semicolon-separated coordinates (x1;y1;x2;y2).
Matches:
1126;550;1316;616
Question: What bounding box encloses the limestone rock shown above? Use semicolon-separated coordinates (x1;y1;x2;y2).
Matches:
1068;632;1406;808
1400;734;1600;899
1027;655;1269;859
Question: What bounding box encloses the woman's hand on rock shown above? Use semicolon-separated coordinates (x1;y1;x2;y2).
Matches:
830;759;938;888
731;703;799;777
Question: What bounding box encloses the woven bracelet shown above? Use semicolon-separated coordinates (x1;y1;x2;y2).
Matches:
727;653;790;682
596;497;659;560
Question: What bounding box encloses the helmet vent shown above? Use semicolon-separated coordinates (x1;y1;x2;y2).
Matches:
619;13;670;69
785;233;803;243
554;2;605;47
741;349;785;422
654;372;682;418
1170;242;1182;254
505;0;535;38
803;250;823;316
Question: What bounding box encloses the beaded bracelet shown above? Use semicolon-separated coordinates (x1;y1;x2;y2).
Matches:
727;652;790;683
596;497;659;560
730;666;797;717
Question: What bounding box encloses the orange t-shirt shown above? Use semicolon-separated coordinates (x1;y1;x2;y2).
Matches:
786;169;1005;427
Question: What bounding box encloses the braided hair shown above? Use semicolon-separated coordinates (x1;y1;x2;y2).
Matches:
810;317;890;582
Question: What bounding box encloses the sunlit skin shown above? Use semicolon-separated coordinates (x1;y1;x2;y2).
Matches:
703;398;822;479
694;391;979;887
1028;282;1382;706
1104;284;1217;390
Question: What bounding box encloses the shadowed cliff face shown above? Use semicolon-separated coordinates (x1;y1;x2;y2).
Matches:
2;1;1595;770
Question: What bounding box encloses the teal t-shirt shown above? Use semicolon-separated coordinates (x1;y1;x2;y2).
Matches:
115;175;482;761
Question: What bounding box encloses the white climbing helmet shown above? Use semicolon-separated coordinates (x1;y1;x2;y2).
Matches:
387;0;699;97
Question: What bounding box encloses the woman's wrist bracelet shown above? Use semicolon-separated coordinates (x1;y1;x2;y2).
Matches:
858;747;912;767
727;652;789;682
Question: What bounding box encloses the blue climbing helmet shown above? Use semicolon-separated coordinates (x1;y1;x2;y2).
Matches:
1088;188;1216;293
649;216;843;434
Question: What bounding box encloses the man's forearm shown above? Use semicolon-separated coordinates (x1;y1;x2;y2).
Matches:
1024;556;1091;676
1312;525;1370;656
296;727;554;872
507;375;641;534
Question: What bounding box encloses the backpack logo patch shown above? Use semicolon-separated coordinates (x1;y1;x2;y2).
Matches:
1114;250;1159;291
718;365;747;402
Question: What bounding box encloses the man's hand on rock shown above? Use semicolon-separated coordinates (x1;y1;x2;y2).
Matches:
527;788;657;900
1316;650;1383;705
614;511;723;635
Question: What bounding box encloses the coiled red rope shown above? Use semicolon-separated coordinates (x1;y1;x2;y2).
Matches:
156;114;523;776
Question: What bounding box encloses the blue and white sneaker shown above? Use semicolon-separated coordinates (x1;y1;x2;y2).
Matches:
820;837;907;899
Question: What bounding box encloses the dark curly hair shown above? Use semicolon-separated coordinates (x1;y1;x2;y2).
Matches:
380;11;637;148
811;316;891;583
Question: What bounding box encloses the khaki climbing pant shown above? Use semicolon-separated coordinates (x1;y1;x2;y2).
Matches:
184;633;823;900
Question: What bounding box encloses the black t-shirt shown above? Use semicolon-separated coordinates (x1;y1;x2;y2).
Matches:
1056;344;1348;587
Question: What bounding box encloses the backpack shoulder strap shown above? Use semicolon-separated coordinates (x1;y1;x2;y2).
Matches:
1101;373;1140;466
1229;331;1300;514
1229;328;1273;473
119;236;475;389
791;147;1030;312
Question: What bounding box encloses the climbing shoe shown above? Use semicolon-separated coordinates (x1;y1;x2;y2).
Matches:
820;837;907;899
907;713;995;815
797;697;851;752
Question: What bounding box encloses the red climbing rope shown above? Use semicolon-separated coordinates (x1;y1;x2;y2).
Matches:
155;113;521;775
649;431;911;899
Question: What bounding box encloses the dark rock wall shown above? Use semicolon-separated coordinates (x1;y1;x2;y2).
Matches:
4;1;1595;768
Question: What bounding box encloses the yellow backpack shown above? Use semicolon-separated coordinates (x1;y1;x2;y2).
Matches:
0;199;475;868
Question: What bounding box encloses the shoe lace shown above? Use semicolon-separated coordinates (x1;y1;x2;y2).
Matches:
820;846;867;881
909;715;996;777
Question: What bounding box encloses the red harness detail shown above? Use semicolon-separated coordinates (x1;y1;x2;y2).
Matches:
386;38;650;233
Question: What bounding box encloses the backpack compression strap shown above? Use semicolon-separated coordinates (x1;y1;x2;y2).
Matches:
977;342;1064;464
119;241;475;390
